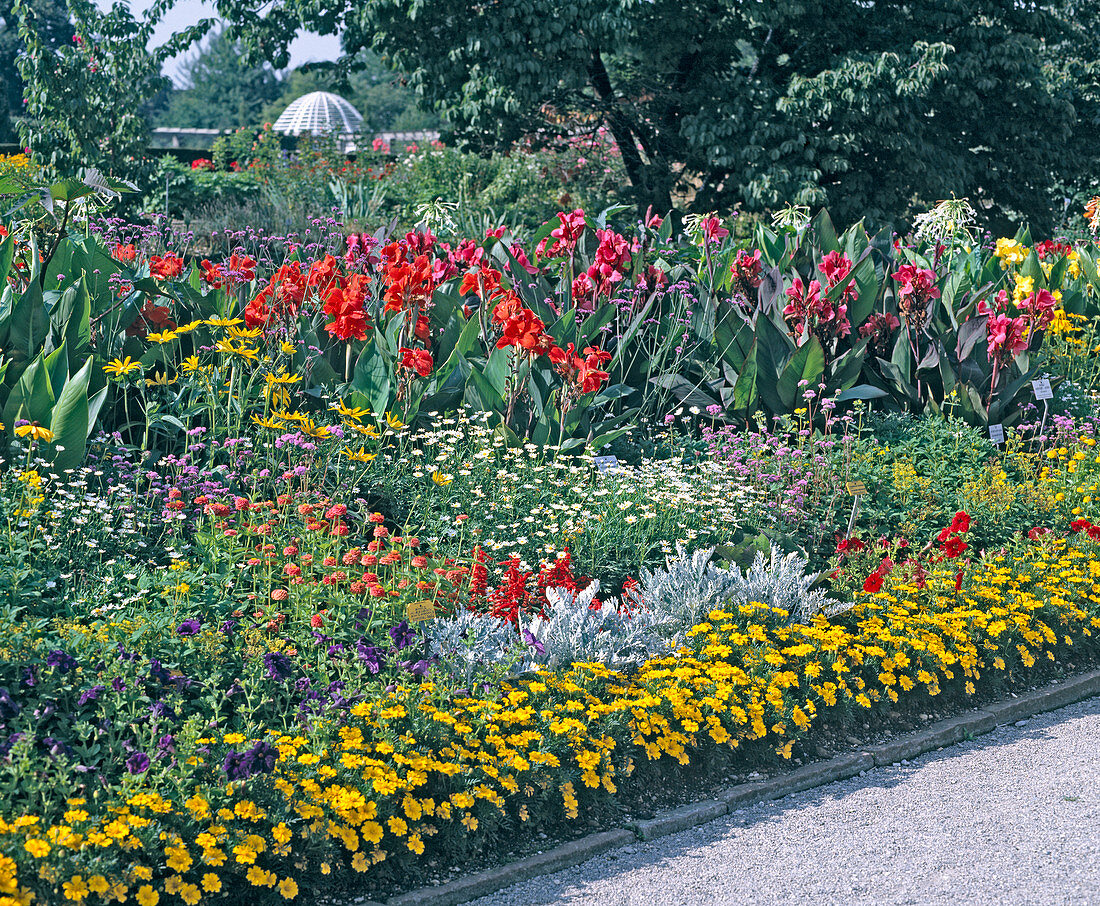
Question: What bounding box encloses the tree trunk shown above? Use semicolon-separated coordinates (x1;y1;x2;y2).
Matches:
588;50;674;216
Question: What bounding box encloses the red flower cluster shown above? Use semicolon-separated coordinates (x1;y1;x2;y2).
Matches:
549;344;611;394
112;243;137;263
381;243;435;315
536;208;586;260
1070;518;1100;540
729;249;762;301
323;274;371;341
571;228;632;306
245;261;307;329
149;253;184;281
126;299;176;338
200;253;257;290
398;346;433;377
485;551;595;625
892;264;939;329
937;511;970;559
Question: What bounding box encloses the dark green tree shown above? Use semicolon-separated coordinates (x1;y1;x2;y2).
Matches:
0;0;72;144
209;0;1099;230
157;27;282;130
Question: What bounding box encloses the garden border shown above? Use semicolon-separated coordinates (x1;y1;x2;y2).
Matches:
354;666;1100;906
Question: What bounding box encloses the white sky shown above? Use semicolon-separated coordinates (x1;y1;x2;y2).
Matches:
99;0;342;85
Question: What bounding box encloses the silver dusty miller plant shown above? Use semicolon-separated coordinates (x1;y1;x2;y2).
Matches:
627;545;841;626
422;610;527;688
517;581;673;672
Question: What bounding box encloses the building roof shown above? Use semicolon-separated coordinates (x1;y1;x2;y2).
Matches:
272;91;364;136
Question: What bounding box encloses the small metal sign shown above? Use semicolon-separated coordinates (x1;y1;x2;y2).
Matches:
989;423;1005;444
846;480;867;496
406;600;438;623
1032;378;1053;401
594;455;621;474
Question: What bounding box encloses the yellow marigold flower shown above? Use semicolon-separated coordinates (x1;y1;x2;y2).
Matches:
23;839;49;858
247;866;276;887
278;877;299;899
351;852;369;873
63;875;89;901
201;873;222;893
179;883;201;905
135;885;159;906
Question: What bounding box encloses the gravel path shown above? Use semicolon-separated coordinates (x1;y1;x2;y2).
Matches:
470;696;1100;906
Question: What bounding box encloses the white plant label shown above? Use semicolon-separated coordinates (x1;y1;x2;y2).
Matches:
1032;378;1053;401
988;423;1005;444
594;455;621;474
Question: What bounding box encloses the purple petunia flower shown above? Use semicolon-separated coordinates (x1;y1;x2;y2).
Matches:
263;651;293;682
78;685;105;706
177;619;202;637
46;649;77;675
126;752;150;774
356;640;385;674
389;620;417;651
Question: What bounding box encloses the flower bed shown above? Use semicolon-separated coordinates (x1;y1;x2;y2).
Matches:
4;190;1100;904
1;532;1099;904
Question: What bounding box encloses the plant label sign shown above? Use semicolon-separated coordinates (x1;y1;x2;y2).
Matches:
406;600;437;623
594;455;621;474
845;480;867;497
1032;377;1053;401
989;423;1005;444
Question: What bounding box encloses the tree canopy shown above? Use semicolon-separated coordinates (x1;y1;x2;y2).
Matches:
210;0;1100;230
0;0;72;144
154;27;282;131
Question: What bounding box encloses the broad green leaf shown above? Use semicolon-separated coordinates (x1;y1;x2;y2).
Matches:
48;357;93;472
776;335;824;410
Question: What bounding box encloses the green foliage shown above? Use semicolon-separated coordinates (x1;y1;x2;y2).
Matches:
0;0;72;144
13;0;167;184
154;27;282;131
146;157;263;220
214;0;1099;231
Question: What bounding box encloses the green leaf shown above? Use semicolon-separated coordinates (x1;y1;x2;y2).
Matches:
730;339;757;410
835;384;889;401
0;234;12;285
464;366;505;413
776;336;824;410
481;345;512;397
48;357;92;473
44;340;68;399
351;344;393;416
3;355;53;428
9;282;48;376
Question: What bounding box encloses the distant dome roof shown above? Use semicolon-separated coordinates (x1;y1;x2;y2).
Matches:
273;91;363;136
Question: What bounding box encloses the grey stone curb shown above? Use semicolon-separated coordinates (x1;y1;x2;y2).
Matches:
374;667;1100;906
384;831;634;906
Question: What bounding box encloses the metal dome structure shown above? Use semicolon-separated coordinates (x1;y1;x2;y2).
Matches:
272;91;364;137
